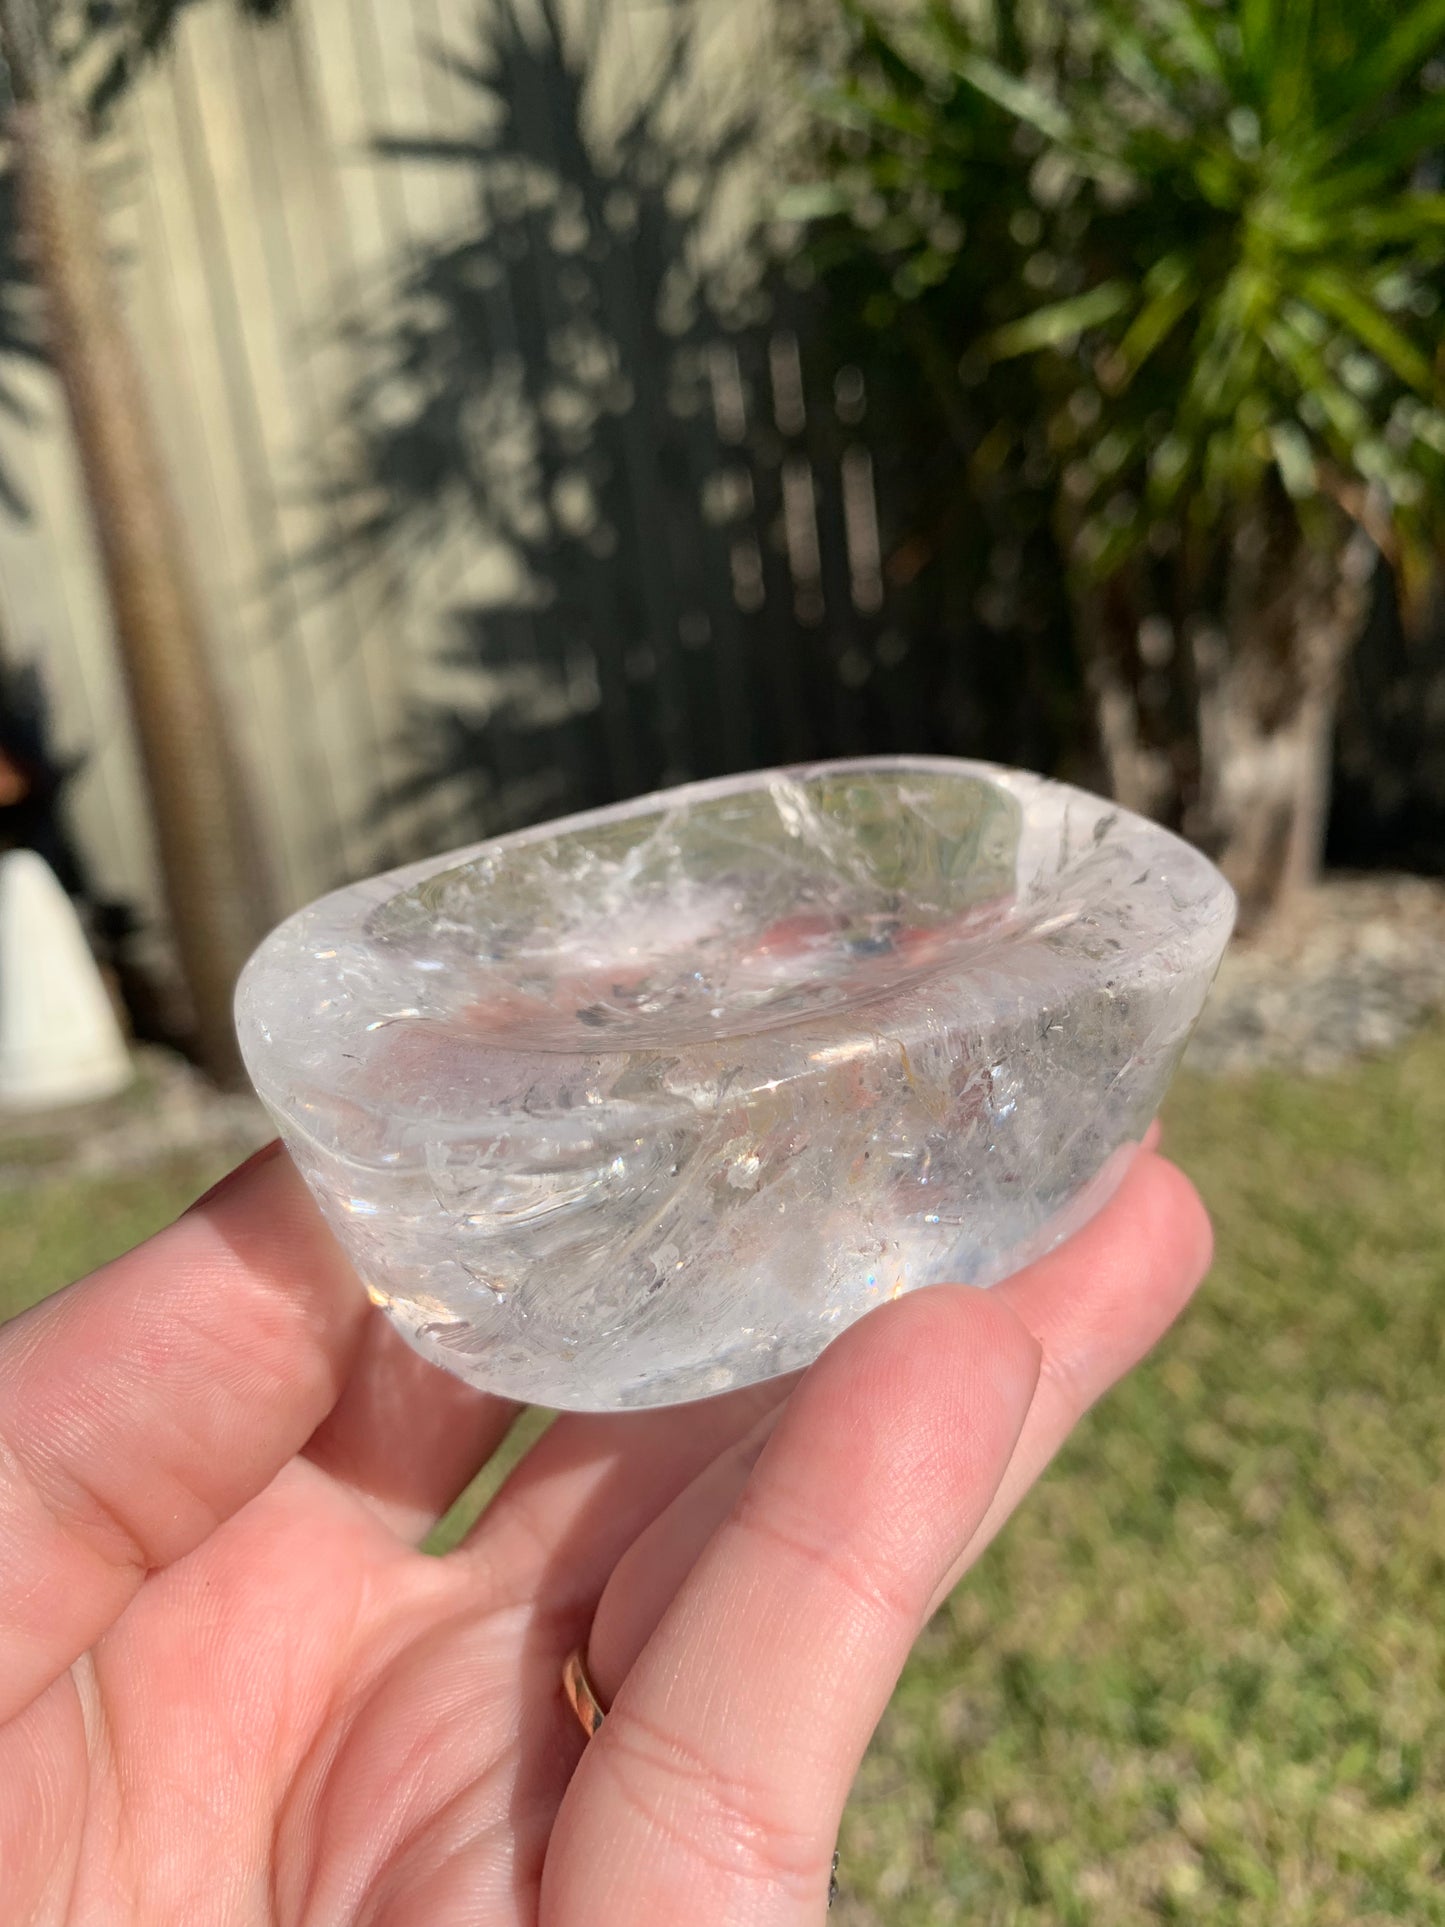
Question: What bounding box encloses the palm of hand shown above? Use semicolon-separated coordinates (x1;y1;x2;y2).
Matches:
1;1142;1209;1925
25;1467;572;1921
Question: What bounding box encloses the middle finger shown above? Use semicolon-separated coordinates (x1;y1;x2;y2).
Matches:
456;1374;798;1614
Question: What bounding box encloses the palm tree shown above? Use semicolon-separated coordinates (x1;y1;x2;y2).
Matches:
797;0;1445;927
0;0;278;1083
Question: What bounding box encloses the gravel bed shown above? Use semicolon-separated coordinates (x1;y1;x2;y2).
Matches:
1185;873;1445;1076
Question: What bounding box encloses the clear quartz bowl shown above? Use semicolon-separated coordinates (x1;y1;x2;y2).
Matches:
235;758;1235;1409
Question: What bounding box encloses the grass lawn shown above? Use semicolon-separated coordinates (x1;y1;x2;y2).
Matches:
0;1155;232;1319
2;1029;1442;1922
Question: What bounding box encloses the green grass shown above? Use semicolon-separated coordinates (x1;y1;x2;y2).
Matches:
839;1030;1445;1925
3;1032;1443;1921
0;1155;232;1321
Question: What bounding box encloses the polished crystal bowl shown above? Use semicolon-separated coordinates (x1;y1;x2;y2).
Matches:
235;758;1234;1409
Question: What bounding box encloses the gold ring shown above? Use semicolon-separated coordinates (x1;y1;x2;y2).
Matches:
562;1646;607;1738
562;1649;839;1906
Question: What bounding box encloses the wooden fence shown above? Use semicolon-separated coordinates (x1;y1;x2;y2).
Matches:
4;0;1444;1016
0;0;962;973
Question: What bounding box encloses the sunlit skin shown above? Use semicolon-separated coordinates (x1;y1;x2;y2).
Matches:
0;1130;1209;1924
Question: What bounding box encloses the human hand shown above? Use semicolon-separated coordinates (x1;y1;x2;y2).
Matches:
1;1136;1210;1924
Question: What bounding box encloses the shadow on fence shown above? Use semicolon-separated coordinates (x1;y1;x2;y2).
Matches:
0;163;45;521
313;0;1086;855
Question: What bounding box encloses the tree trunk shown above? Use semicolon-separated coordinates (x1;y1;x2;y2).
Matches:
1191;671;1337;929
1079;488;1376;935
2;17;270;1085
1192;499;1375;930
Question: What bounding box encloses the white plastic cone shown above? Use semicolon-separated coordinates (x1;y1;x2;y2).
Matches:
0;848;133;1111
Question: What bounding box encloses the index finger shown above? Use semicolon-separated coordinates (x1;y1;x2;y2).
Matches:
0;1145;367;1724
